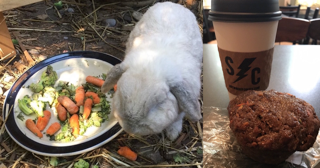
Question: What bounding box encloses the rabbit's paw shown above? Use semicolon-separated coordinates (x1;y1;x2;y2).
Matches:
101;64;124;93
165;112;185;141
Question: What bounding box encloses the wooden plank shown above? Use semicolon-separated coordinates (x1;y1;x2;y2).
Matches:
275;17;310;42
308;18;320;40
0;12;16;60
0;0;43;12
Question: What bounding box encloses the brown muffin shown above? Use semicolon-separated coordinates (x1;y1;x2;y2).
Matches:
228;90;320;165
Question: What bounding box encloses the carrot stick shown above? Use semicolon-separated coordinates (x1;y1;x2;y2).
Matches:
117;146;138;161
57;96;79;114
83;98;93;120
114;84;117;91
36;117;49;131
46;122;61;136
86;76;104;87
36;110;51;131
26;119;43;138
56;103;67;121
85;91;100;104
75;86;85;106
69;114;80;138
43;110;51;118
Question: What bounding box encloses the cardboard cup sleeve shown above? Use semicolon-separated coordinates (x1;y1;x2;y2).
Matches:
218;47;274;96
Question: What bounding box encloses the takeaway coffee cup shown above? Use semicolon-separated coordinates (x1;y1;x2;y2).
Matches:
208;0;282;100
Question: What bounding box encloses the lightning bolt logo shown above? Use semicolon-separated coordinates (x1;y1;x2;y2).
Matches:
233;58;256;83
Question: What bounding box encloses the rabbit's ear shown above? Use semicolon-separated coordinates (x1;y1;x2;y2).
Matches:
101;64;125;93
170;81;202;122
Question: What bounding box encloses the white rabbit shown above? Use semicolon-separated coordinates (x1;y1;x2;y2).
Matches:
101;2;202;140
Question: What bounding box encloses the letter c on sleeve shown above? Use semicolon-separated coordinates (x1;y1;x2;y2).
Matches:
251;67;260;85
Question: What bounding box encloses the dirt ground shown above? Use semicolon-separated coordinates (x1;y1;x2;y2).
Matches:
0;0;203;167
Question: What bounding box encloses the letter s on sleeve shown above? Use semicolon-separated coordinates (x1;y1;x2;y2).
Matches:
225;56;234;75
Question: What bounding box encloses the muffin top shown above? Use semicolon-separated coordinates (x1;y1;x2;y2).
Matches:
228;90;320;152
